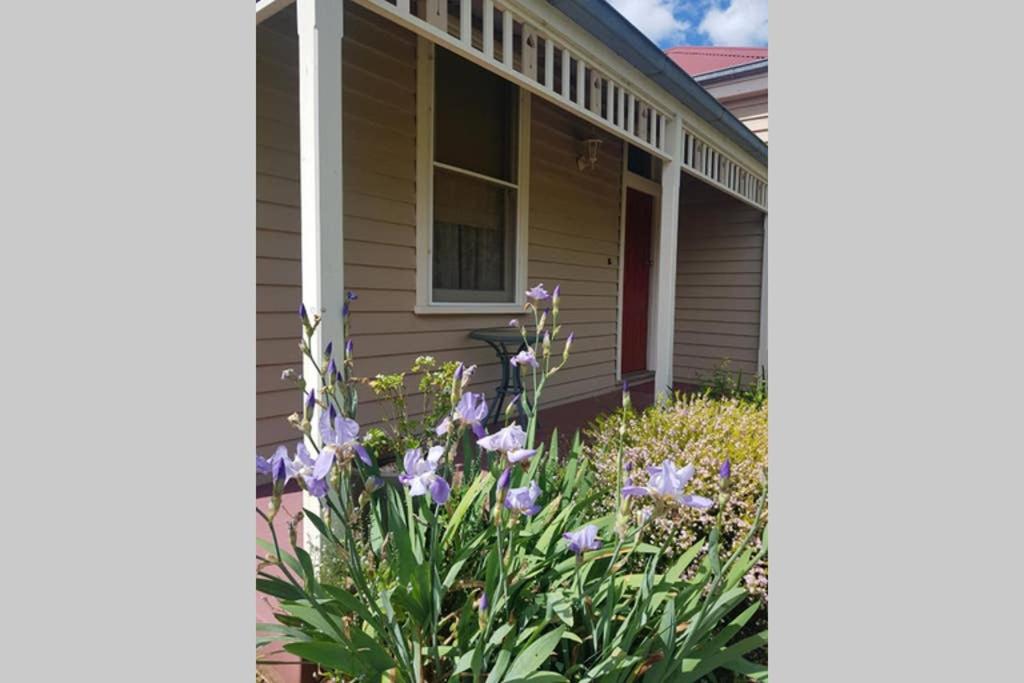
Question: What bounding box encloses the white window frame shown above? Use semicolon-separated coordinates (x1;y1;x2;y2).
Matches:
414;38;531;315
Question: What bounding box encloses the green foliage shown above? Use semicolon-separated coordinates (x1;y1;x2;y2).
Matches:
696;359;768;408
366;355;460;461
257;290;768;682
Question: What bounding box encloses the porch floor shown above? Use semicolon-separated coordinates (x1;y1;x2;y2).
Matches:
532;379;648;449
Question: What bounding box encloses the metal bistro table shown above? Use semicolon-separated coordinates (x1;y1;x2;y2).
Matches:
468;327;540;430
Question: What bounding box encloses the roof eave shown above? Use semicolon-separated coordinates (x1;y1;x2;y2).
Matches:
694;59;768;84
545;0;768;167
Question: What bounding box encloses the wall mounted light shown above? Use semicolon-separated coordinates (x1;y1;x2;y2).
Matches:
577;137;602;171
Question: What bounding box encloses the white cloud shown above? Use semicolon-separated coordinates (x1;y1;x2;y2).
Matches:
607;0;692;45
699;0;768;46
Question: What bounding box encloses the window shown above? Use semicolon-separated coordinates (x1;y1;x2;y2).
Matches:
417;42;529;312
627;144;662;181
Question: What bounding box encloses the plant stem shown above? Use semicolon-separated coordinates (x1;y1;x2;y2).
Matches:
429;505;442;680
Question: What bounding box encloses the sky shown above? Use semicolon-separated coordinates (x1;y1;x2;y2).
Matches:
606;0;768;49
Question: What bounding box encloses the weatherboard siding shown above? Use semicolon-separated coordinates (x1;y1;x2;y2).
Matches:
721;92;768;143
256;11;303;453
701;73;769;144
674;177;765;386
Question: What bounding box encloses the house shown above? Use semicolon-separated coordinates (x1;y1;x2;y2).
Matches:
666;46;768;142
256;0;768;458
255;1;767;679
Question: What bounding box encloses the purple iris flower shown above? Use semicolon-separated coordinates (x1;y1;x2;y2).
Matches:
305;389;317;412
507;448;536;464
285;442;324;497
477;424;531;459
324;341;333;358
622;461;713;510
318;411;372;467
269;445;295;484
398;446;451;505
720;458;731;480
292;442;314;474
478;591;489;612
285;443;332;498
347;291;358;301
305;477;328;498
497;467;511;491
504;480;542;515
525;283;550;301
326;358;337;379
455;392;488;437
299;303;308;322
552;284;560;300
256;445;296;485
563;524;602;555
345;338;354;357
435;391;489;438
510;349;539;369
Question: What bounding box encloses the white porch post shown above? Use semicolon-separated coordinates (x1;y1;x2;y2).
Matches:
297;0;344;557
757;211;768;378
653;116;683;398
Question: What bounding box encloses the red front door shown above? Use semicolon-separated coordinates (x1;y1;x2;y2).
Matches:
622;188;654;374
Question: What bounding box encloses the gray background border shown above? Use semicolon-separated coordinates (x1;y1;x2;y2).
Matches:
1;0;1021;680
2;1;254;680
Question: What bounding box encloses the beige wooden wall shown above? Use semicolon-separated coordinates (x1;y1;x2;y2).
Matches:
673;176;765;386
703;73;768;143
256;10;303;454
256;4;624;454
722;92;768;143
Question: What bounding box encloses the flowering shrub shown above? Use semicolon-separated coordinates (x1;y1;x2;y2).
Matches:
584;394;768;603
256;285;768;682
364;355;461;462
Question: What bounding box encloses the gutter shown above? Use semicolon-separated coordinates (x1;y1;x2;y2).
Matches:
694;58;768;85
545;0;768;167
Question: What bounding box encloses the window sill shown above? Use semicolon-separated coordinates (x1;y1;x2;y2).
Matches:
414;303;524;316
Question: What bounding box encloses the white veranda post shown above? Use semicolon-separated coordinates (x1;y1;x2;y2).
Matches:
653;116;683;398
297;0;344;558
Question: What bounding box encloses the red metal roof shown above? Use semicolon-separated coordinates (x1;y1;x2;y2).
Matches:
664;46;768;77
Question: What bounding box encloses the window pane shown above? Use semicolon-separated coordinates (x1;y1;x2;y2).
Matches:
435;47;517;182
432;168;516;303
627;144;652;178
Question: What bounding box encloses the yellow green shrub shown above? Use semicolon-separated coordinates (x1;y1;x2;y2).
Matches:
583;393;768;602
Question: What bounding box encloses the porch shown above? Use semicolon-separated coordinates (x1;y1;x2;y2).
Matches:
256;0;768;469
